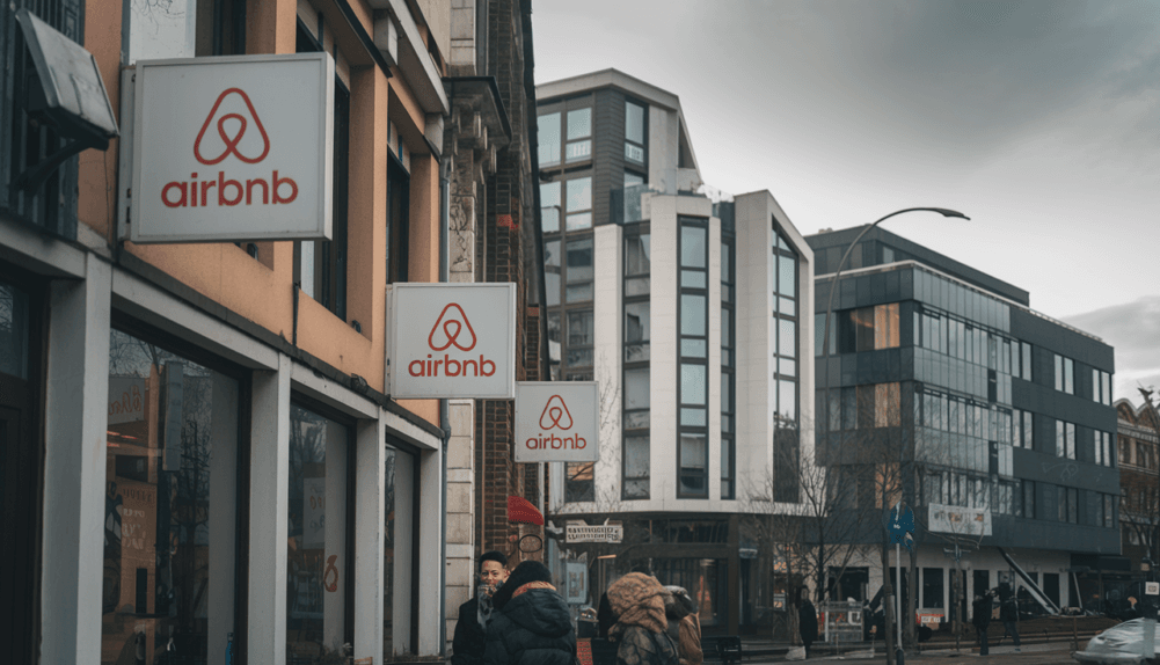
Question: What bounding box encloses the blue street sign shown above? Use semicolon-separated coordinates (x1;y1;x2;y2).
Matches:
888;504;915;549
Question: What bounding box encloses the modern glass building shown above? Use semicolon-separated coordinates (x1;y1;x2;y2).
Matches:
808;225;1120;620
538;70;815;635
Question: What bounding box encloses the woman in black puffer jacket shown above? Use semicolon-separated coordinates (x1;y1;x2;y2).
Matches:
483;561;577;665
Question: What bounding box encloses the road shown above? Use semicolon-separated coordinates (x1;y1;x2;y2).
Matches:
746;643;1081;664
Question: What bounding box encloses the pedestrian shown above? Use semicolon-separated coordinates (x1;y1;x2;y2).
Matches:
606;572;679;665
972;592;992;656
798;599;819;659
483;560;576;665
453;551;510;665
1124;596;1142;620
662;585;702;665
999;594;1020;651
802;594;821;659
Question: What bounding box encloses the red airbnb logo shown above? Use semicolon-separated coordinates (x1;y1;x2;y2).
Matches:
194;88;271;165
408;302;495;378
160;87;297;210
538;395;573;430
428;303;477;351
526;394;586;451
323;554;339;592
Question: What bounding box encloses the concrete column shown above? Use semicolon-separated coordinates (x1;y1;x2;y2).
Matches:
354;413;387;662
445;398;475;648
248;353;291;665
40;255;111;664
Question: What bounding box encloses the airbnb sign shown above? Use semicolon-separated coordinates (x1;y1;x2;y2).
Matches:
129;53;334;243
515;382;599;463
388;284;516;398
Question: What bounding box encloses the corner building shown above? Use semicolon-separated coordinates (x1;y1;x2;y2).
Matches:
0;0;538;662
807;225;1120;619
537;70;815;635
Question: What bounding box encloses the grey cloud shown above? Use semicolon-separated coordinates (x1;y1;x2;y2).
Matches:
1065;295;1160;397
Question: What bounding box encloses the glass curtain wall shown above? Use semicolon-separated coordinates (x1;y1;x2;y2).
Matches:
678;217;709;498
102;328;240;664
721;227;735;500
771;225;799;503
624;228;651;499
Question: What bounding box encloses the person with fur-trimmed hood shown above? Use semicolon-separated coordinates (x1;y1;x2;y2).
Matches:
606;572;679;665
662;586;702;665
483;560;576;665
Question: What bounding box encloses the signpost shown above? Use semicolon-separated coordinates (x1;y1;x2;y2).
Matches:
131;53;335;243
514;382;599;463
387;283;517;399
888;502;914;659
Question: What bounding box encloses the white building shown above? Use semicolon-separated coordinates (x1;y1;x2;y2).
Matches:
537;70;814;634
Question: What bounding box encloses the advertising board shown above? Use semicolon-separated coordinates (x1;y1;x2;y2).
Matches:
514;381;599;463
131;53;334;243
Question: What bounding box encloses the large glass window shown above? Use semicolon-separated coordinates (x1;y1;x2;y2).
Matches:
103;329;240;664
624;230;651;500
625;100;647;165
678;218;709;498
538;112;561;166
383;443;416;660
538;98;593;167
1055;419;1076;459
287;404;351;660
1054;354;1075;394
721;235;735;500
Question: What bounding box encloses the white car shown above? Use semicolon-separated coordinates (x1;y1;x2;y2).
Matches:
1073;618;1160;665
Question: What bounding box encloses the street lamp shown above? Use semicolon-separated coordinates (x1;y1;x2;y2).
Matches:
819;207;969;372
816;207;968;665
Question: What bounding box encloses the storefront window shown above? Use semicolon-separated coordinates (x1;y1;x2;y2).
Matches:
287;405;350;660
103;328;240;664
384;442;416;661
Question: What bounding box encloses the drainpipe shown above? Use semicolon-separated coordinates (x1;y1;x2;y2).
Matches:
439;157;452;655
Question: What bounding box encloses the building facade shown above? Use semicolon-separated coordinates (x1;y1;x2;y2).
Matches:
0;0;543;662
536;69;815;635
1117;398;1160;576
807;225;1121;620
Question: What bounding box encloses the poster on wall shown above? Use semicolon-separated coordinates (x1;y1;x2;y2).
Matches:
566;562;588;604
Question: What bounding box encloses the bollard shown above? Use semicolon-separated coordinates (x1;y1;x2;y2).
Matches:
896;647;905;665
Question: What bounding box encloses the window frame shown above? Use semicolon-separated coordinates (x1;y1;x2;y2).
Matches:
622;224;651;500
677;216;710;499
624;97;649;169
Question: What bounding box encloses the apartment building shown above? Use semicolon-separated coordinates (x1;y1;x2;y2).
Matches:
536;69;815;635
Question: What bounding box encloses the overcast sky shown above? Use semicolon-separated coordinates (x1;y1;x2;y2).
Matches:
533;0;1160;405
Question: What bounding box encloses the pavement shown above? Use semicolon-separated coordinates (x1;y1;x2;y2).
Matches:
742;641;1080;665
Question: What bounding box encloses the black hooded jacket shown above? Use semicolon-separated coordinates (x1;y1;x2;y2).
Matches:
483;587;577;665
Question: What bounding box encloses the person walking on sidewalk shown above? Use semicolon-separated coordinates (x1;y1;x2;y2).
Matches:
483;561;576;665
799;599;819;659
606;572;679;665
662;585;702;665
453;551;510;665
1000;595;1021;651
972;592;993;656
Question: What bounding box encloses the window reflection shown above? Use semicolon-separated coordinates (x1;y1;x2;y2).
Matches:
287;405;349;660
103;329;239;665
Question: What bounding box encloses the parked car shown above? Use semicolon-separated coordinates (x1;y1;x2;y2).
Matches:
1073;618;1160;665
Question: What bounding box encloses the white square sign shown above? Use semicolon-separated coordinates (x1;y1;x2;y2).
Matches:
388;283;516;398
515;382;599;463
131;53;334;243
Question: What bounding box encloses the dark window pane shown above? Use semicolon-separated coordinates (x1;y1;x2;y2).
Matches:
567;310;593;346
567;108;591;139
625;368;650;410
681;294;706;336
567;238;593;283
541;182;561;233
626;235;651;276
625;101;645;144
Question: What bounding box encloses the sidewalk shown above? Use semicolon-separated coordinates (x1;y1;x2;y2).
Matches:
741;640;1076;664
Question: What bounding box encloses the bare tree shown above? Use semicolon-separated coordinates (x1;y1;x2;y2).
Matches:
1121;388;1160;577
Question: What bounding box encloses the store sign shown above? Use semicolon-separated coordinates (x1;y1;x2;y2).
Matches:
928;502;992;537
130;53;334;243
388;283;516;398
566;524;623;544
514;382;598;463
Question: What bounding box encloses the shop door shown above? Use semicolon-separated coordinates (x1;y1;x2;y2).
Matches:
0;280;39;664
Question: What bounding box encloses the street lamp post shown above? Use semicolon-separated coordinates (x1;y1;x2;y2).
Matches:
817;207;969;665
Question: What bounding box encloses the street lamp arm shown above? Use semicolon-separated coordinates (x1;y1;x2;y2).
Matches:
820;207;969;360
